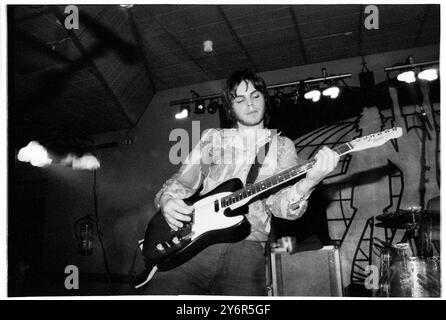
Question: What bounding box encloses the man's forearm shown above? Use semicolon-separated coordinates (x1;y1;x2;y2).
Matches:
154;174;198;209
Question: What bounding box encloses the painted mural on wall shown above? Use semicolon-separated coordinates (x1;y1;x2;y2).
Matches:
293;81;440;293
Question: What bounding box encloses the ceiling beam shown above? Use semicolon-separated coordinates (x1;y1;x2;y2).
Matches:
216;5;258;72
288;6;307;65
51;6;135;128
13;27;97;117
413;5;430;47
14;27;74;66
145;7;212;81
15;6;51;23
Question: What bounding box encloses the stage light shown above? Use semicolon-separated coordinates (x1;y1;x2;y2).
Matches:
418;69;438;81
17;141;52;167
322;86;340;99
304;89;321;102
120;4;134;8
386;57;439;86
175;109;188;119
397;70;416;83
203;40;213;53
194;101;205;114
207;100;219;114
72;154;100;170
61;153;100;170
175;104;190;119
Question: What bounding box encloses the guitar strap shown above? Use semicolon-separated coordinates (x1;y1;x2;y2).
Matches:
245;138;271;186
131;135;273;289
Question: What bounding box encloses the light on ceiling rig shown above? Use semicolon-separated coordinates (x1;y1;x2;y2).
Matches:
194;101;205;114
320;68;340;99
191;90;205;114
17;140;100;170
60;153;101;170
207;99;219;114
322;86;340;99
418;68;438;81
397;70;416;83
175;104;190;119
304;68;342;102
386;56;439;84
17;141;52;167
203;40;213;53
304;89;321;102
170;73;351;111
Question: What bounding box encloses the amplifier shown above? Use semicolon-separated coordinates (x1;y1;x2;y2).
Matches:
268;245;343;296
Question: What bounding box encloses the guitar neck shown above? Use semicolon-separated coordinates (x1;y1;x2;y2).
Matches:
220;142;353;208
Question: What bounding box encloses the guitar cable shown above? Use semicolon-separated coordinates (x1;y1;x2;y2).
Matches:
128;240;159;289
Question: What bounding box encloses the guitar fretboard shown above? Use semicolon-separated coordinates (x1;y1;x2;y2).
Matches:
221;142;352;208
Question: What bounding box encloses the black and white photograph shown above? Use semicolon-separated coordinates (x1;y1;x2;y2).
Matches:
6;2;442;299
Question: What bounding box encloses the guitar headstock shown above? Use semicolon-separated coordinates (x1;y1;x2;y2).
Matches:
350;127;403;152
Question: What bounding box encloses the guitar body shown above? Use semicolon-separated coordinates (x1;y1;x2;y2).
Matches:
142;178;251;271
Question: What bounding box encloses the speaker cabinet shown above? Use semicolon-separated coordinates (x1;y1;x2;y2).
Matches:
268;246;343;296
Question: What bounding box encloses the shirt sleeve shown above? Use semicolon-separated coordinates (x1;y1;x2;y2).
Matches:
264;136;314;220
154;129;214;210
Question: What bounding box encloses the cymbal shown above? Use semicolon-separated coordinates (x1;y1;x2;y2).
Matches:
376;209;439;222
376;211;417;224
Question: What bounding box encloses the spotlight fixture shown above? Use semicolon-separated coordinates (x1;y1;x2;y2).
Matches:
397;70;416;84
320;68;341;99
194;101;205;114
322;86;340;99
418;68;438;81
387;56;439;84
190;90;205;114
61;153;100;170
304;89;321;102
207;100;219;114
203;40;213;53
175;104;190;119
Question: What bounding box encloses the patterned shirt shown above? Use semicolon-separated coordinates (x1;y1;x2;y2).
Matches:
154;128;313;241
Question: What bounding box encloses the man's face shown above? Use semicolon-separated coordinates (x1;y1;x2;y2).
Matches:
231;80;266;127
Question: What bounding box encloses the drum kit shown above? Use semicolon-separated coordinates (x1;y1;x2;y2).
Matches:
373;207;441;297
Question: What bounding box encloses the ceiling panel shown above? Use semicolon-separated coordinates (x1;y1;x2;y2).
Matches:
377;4;427;26
152;5;224;33
219;5;289;20
299;14;358;40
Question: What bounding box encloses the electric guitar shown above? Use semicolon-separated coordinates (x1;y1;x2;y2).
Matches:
141;127;403;276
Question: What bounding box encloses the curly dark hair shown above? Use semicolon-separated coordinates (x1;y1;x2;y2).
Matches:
222;69;271;128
